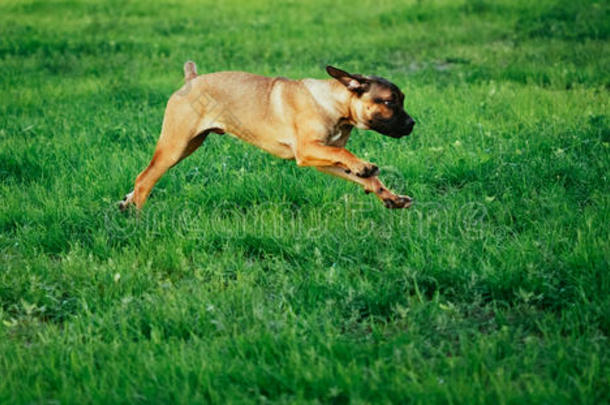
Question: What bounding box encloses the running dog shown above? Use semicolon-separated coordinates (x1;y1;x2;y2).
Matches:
119;63;416;210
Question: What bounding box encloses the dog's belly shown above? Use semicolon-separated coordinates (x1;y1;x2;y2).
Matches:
258;140;295;159
230;131;295;160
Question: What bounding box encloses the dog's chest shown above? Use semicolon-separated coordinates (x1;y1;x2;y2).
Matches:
326;124;352;147
329;130;343;143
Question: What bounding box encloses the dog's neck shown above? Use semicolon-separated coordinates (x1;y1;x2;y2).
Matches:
302;79;357;128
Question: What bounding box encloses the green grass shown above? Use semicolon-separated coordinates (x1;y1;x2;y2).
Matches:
1;0;609;403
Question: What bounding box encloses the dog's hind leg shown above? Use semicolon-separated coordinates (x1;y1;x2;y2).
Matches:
119;61;213;211
119;131;208;211
316;166;413;209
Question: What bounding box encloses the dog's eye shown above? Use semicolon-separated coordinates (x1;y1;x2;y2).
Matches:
375;98;393;106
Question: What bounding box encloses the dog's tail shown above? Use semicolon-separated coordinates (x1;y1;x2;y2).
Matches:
184;61;198;81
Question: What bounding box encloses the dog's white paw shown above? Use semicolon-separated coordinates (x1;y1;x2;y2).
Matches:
118;191;134;212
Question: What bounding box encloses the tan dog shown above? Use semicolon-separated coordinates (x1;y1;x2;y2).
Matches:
119;62;416;211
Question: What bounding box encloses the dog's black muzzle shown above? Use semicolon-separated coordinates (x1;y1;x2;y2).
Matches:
377;117;415;138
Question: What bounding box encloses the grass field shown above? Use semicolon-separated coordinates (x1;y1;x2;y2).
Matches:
1;0;609;403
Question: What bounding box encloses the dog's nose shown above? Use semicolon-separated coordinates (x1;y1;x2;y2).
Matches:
405;117;415;132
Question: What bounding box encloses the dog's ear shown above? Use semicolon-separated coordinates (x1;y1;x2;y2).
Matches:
326;66;370;93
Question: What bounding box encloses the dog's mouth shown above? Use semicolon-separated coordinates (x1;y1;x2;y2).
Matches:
370;116;415;138
379;123;414;138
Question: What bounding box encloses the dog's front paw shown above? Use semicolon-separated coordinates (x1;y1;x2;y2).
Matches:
383;195;413;209
353;162;379;178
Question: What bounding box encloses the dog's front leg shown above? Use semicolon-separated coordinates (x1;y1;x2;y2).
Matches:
295;142;379;178
317;166;413;209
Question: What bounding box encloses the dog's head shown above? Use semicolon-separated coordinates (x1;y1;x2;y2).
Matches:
326;66;415;138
